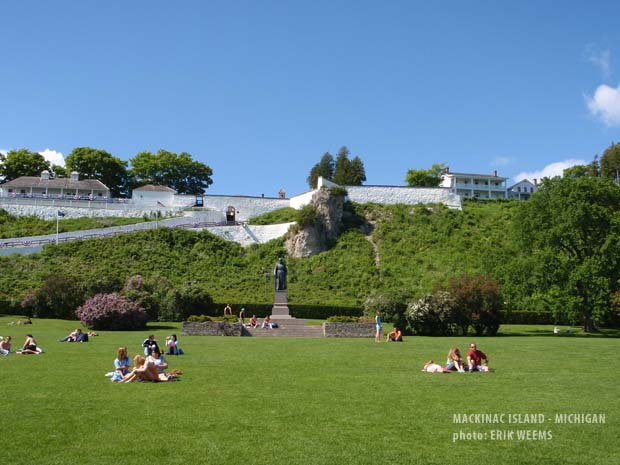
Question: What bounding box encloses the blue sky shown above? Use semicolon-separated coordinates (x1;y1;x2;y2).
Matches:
2;1;620;196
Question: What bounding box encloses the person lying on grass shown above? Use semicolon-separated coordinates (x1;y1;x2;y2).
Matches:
422;360;451;373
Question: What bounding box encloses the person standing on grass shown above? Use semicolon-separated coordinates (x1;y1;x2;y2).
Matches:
239;307;246;324
466;343;489;372
375;311;383;343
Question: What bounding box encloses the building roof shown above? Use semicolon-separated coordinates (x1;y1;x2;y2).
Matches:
507;179;535;190
0;176;109;191
442;171;508;181
133;184;177;193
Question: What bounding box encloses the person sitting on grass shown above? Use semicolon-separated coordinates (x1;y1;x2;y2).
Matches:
17;334;40;355
0;336;12;355
446;347;465;372
248;315;259;329
165;334;183;355
111;346;131;382
142;335;159;356
122;355;159;383
466;343;489;372
59;328;80;342
422;360;450;373
386;327;403;342
262;315;273;329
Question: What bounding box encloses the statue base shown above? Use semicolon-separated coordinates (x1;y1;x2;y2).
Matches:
272;290;291;318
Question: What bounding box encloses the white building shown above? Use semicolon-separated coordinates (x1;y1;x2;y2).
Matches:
440;167;507;200
0;171;110;200
131;185;177;207
507;179;537;200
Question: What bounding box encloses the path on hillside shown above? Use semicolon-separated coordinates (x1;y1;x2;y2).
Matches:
0;218;293;255
362;220;381;269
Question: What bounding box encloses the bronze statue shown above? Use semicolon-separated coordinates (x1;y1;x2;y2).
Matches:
274;257;287;291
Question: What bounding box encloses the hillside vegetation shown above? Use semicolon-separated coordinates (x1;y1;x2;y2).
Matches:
0;201;521;317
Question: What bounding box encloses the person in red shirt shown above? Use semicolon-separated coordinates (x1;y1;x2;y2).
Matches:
466;343;489;372
386;327;403;342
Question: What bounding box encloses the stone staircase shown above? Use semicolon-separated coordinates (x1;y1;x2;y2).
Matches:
243;318;324;338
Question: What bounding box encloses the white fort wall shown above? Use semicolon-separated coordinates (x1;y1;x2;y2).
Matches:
345;185;462;210
200;195;290;222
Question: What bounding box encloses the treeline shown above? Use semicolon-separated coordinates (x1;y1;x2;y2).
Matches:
0;147;213;198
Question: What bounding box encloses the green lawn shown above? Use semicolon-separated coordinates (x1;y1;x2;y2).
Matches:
1;317;618;465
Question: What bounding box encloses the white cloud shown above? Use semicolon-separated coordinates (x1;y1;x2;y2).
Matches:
491;156;514;167
39;148;65;167
586;83;620;126
512;159;588;184
586;45;611;78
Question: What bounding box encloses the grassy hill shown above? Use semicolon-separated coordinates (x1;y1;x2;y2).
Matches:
0;200;522;318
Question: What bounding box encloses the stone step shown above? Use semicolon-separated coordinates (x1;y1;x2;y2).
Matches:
244;326;324;338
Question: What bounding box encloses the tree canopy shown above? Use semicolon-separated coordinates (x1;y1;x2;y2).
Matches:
307;152;335;189
65;147;129;197
405;163;445;187
129;150;213;195
513;175;620;331
0;149;51;181
600;142;620;181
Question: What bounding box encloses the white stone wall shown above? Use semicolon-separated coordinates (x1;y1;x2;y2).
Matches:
0;204;165;220
200;195;290;221
132;190;175;207
345;185;462;210
289;190;314;210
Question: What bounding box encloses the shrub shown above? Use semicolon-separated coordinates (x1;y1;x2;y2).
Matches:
326;315;359;322
406;291;456;336
296;204;318;228
20;275;84;320
75;293;148;330
186;314;213;322
445;274;502;336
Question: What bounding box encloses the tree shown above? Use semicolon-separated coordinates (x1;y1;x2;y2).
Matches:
600;143;620;181
349;156;367;186
333;146;366;186
129;150;213;194
514;176;620;331
65;147;129;197
307;152;335;189
405;163;445;187
0;148;50;181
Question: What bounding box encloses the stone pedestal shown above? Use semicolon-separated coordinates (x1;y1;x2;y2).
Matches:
272;290;291;319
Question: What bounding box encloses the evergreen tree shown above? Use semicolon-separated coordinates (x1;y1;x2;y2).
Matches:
600;143;620;181
306;152;335;189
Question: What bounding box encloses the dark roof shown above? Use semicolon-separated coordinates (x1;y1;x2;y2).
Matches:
133;184;177;193
0;176;109;191
443;172;508;181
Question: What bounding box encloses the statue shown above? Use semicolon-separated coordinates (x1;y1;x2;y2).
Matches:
274;257;287;291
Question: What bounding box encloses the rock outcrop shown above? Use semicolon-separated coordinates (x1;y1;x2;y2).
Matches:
285;188;345;257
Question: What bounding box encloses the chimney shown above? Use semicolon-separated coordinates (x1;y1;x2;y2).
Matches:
493;170;497;177
70;171;79;181
40;170;50;180
533;178;538;186
443;167;449;174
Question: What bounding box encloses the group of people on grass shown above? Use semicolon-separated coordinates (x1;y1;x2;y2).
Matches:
1;334;44;355
423;343;490;373
110;334;184;383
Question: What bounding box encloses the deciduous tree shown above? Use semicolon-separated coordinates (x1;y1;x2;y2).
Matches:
0;148;50;180
405;163;445;187
65;147;129;197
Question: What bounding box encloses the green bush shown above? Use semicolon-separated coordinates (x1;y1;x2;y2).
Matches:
406;292;456;336
326;315;359;322
296;204;318;228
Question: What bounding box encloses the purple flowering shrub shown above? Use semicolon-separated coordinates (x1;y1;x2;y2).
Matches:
75;293;148;330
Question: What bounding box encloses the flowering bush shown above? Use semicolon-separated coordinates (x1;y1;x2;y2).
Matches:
75;293;147;330
406;291;456;336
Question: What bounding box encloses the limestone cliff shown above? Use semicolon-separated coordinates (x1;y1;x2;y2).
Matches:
285;188;345;257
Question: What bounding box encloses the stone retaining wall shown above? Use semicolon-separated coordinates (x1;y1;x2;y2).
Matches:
182;321;244;336
322;322;375;337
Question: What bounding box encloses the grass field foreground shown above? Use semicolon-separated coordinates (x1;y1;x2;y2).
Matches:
1;317;618;465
